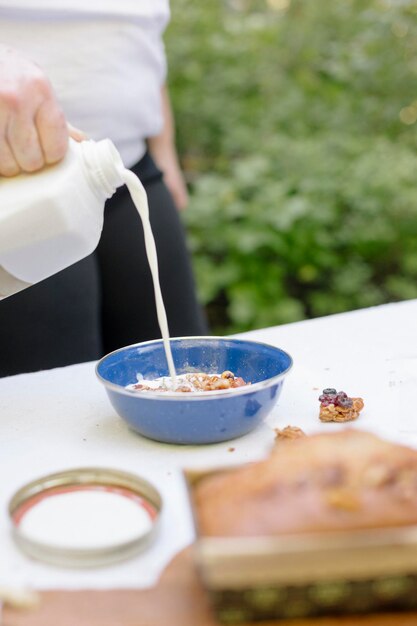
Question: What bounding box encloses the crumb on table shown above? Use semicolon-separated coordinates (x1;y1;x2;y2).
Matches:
274;425;306;441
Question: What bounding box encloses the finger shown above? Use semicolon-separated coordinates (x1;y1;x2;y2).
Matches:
0;105;20;176
0;136;20;176
35;98;68;164
67;123;88;142
6;113;45;173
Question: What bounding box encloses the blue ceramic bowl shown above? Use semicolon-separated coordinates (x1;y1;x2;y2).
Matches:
96;337;292;445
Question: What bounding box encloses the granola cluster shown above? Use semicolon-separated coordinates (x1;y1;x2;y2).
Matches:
275;425;306;441
318;388;364;423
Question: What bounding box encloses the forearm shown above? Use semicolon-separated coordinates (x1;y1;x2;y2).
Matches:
147;84;177;166
147;85;188;210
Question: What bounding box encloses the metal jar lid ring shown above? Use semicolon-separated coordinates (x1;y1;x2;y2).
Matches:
9;467;162;568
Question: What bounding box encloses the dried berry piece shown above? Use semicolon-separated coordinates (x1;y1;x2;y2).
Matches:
232;377;247;388
318;388;340;408
337;397;353;409
336;391;348;400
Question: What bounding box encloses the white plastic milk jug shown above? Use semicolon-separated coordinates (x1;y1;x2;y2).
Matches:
0;138;125;299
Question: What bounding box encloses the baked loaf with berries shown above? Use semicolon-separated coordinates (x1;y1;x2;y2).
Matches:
193;430;417;537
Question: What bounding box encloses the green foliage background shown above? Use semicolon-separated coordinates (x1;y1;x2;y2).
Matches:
166;0;417;333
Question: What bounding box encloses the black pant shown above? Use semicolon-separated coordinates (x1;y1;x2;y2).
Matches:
0;154;207;377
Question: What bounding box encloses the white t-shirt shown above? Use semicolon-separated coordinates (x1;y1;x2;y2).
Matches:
0;1;170;167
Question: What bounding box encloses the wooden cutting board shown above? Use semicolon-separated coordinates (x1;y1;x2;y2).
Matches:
5;547;417;626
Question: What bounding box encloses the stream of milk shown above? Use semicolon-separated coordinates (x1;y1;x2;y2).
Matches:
121;168;177;384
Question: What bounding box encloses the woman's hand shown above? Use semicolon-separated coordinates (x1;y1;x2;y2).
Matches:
0;45;71;177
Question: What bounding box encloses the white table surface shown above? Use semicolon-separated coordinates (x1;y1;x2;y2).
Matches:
1;299;417;590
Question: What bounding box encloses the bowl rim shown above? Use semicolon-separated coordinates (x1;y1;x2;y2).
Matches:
95;336;293;401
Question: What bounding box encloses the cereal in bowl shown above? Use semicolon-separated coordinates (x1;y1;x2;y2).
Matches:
127;371;250;394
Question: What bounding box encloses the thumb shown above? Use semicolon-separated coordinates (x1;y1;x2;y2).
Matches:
67;123;88;142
